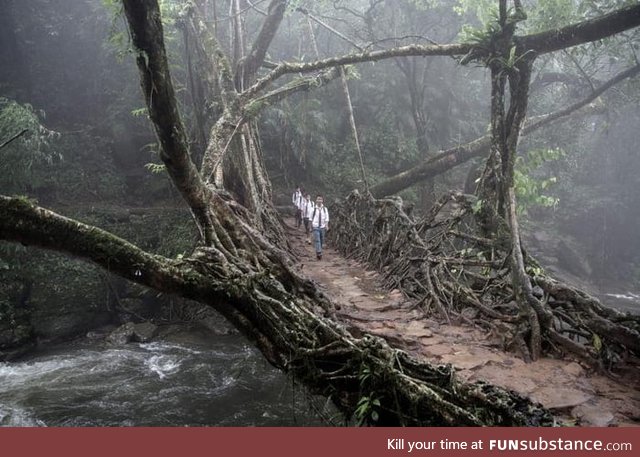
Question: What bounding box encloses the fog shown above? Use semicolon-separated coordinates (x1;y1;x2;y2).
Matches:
2;1;639;336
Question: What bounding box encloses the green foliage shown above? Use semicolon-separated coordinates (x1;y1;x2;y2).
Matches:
354;364;381;426
28;134;127;202
145;162;167;174
342;65;361;81
471;198;484;214
453;0;498;24
458;6;501;47
525;264;545;277
131;107;149;118
0;98;61;193
592;333;602;353
102;0;131;60
354;395;381;425
514;147;564;215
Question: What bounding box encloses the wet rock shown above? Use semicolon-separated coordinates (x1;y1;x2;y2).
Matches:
0;340;36;362
0;313;34;360
106;322;135;345
556;239;592;278
423;344;454;357
572;404;615;426
532;286;544;298
531;386;591;410
562;362;585;377
404;321;433;338
86;325;117;340
132;322;157;343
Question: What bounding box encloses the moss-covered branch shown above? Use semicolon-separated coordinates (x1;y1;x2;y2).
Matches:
242;42;472;100
518;4;640;55
0;195;202;296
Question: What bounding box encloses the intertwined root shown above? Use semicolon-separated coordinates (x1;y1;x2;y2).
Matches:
330;190;640;371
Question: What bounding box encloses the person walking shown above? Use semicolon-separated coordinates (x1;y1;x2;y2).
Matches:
302;193;314;244
311;195;329;260
292;185;303;228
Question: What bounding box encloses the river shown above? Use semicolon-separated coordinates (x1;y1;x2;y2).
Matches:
0;328;331;426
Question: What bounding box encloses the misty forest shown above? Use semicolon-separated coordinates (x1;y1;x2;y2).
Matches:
1;0;640;427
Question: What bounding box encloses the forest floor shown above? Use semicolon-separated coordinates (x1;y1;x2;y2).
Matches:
286;218;640;427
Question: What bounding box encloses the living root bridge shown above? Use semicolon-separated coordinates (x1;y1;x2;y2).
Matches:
0;194;553;426
329;190;640;370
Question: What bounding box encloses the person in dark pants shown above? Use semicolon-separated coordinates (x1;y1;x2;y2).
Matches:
292;185;303;228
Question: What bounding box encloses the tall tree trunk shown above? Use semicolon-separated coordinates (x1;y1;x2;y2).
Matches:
339;66;369;194
182;24;208;162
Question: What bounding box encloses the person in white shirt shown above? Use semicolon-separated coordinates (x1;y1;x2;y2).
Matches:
292;185;303;228
311;195;329;260
302;193;315;244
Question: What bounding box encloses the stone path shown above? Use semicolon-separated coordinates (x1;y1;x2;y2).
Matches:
288;219;640;426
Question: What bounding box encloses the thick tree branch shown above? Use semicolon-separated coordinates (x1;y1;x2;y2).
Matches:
243;4;640;101
238;0;288;88
242;68;341;113
0;192;557;426
517;4;640;55
242;42;472;100
370;63;640;197
524;63;640;132
0;196;202;296
0;129;28;150
122;0;215;244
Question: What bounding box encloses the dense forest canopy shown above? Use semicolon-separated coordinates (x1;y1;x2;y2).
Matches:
1;0;640;425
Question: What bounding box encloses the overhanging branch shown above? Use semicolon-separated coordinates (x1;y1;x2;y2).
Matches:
242;67;341;111
0;129;28;150
242;42;472;100
518;4;640;56
0;196;199;296
370;63;640;198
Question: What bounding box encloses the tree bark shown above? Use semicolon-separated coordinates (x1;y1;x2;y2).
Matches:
237;0;288;88
517;4;640;55
339;66;369;194
122;0;215;245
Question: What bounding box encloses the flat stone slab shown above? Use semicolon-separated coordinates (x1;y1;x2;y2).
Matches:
572;404;615;426
403;321;433;338
422;344;454;357
440;347;505;371
531;387;592;410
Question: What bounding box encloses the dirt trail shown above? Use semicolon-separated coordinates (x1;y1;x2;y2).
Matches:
288;219;640;426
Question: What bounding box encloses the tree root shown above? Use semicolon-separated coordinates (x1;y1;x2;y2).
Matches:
330;190;640;372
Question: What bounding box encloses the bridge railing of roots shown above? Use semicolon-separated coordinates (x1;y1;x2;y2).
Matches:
329;190;640;372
